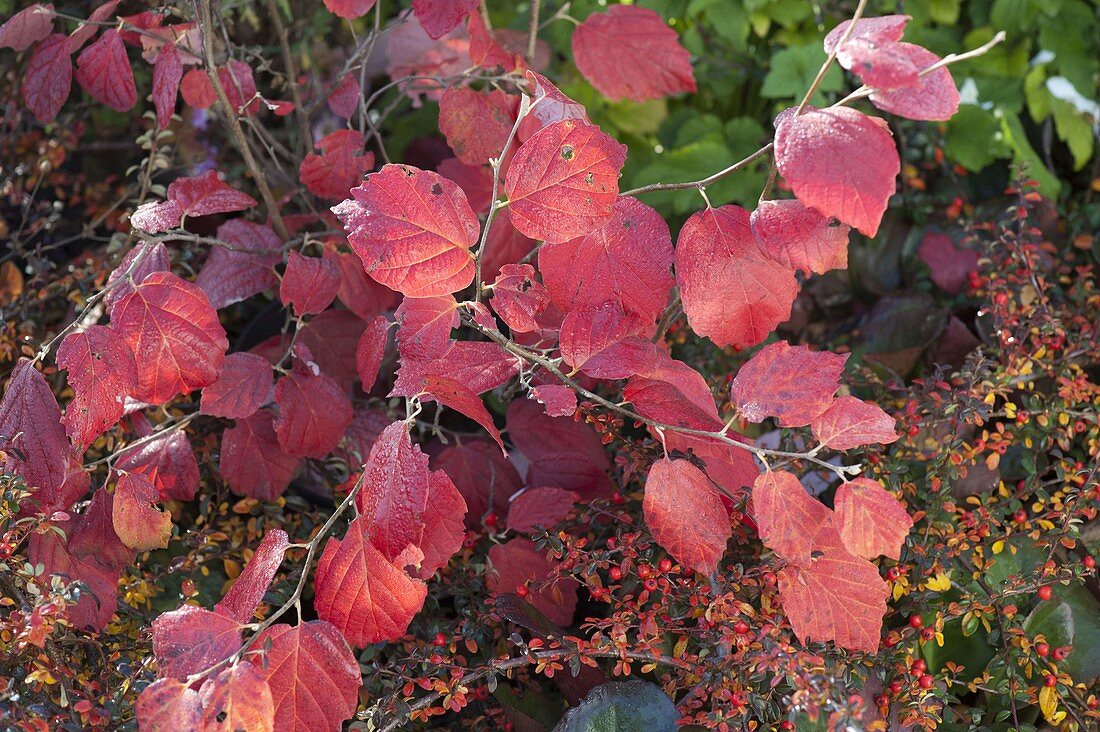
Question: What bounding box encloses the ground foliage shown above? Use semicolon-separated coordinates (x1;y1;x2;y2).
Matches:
0;1;1098;731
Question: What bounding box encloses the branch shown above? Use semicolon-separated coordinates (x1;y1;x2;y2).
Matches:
619;144;773;197
527;0;541;60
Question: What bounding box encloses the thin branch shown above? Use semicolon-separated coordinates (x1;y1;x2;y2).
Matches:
620;144;773;197
527;0;541;60
795;0;867;115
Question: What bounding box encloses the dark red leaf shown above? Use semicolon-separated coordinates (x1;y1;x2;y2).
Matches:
66;0;119;52
136;678;203;731
437;157;494;214
507;487;577;534
774;106;899;237
152;41;182;127
917;231;979;294
196;220;282;309
750;199;851;275
151;605;243;679
810;396;899;451
355;421;431;561
297;309;368;391
506;398;610;497
247;621;360;732
74;29;136;112
220;410;301;501
179;61;260;115
752;470;831;568
215;529;289;623
833;477;912;560
21;33;72;123
420;374;505;453
355;315;389;393
273;357;353;459
504;120;626;243
675;205;797;349
323;0;377;20
280;251;340;316
0;4;55;51
57;325;137;449
438;87;519;166
327;74;360;118
115;429;200;502
395;295;459;361
412;0;478;40
299;129;375;201
334;164;478;296
433;439;520;527
487;538;578;626
489;264;548;334
730;340;847;427
200;352;274;420
415;469;467;578
323;246;401;320
571;5;695;102
644;458;731;574
104;241;171;319
198;664;275;732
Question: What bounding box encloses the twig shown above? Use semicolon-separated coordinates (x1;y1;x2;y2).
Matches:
620;144;773;197
795;0;867;115
527;0;540;60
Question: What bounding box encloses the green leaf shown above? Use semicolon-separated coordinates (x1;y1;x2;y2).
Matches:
945;105;1011;171
495;683;567;731
553;681;679;732
761;44;843;104
1023;585;1100;682
998;111;1061;198
606;99;668;136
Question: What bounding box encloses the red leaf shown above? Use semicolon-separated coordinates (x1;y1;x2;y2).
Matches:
200;352;274;420
559;301;645;372
415;469;467;579
489;264;549;334
395;295;459;361
666;431;758;499
215;529;289;623
113;472;171;551
21;33;72;123
625;372;720;431
438;157;494;214
179;67;215;108
355;315;389;392
487;538;578;626
531;385;577;418
151;605;243;679
810;396;899;451
438;87;519;166
136;678;203;731
571;5;695;102
675;205;798;349
774;106;899;238
870;44;959;121
321;246;400;319
730;340;847;427
66;0;119;52
196;220;282;309
338;407;393;466
507;487;577;534
280;251;340;316
480;208;537;276
506;398;610;497
539;196;673;325
0;359;77;514
299;129;374;201
834;38;919;91
74;29;136;112
152;41;182;127
170;169;258;218
57;325;137;449
823;15;909;54
777;521;887;652
644;458;731;574
273;358;353;459
334;164;478;296
0;4;55;51
384;19;472;104
179;60;260;115
220;410;301;501
524;70;587;132
412;0;478;40
917;231;979;295
248;621;360;732
105;241;172;318
750;199;851;275
323;0;377;20
467;11;516;70
355;421;430;561
115;429;199;502
433;439;520;527
833;477;912;560
326;74;360;118
113;271;228;404
390;340;519;398
420;374;505;453
297;310;368;391
752;470;831;568
504;120;626;244
198;664;275;732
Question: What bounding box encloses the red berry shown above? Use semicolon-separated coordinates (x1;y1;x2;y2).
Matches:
780;722;794;731
1013;509;1027;524
889;680;903;695
1036;643;1050;657
643;578;658;592
432;632;446;646
609;566;623;581
1053;647;1071;661
874;694;889;708
1084;555;1096;570
484;513;498;528
515;585;529;599
658;558;673;573
919;674;934;690
1044;674;1057;687
886;567;901;581
1037;585;1053;601
733;620;750;635
909;615;924;629
911;659;926;674
920;628;936;642
637;564;652;580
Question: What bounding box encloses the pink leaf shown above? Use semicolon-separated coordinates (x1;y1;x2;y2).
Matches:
196;220;282;309
151;605;243;679
750;199;850;275
412;0;478;40
395;295;459;361
752;470;831;568
504;120;626;244
215;529;289;623
539;196;673;326
823;15;910;54
438;87;519;166
74;29;136;112
530;385;577;418
390;340;518;398
571;5;696;102
917;231;979;295
200;352;274;420
355;421;431;561
420;374;505;454
355;315;389;392
559;300;645;371
774;106;899;237
0;4;55;51
490;263;549;334
280;251;340;316
136;678;203;731
152;41;182;127
112;472;171;551
675;205;798;349
220;410;301;501
104;241;171;318
21;33;72;123
299;129;374;201
524;70;587;132
323;0;377;20
273;358;353;459
644;458;731;574
334;164;478;296
198;664;275;732
169;169;258;218
57;325;137;449
415;469;467;579
115;429;200;502
870;44;959;121
810;396;899;451
833;477;912;560
730;340;847;427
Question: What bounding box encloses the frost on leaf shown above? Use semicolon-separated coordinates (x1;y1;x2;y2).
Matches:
200;351;274;420
112;271;229;404
355;421;432;560
559;300;645;371
57;325;137;450
136;679;203;732
21;33;72;123
74;29;136;112
247;621;360;732
104;240;171;319
750;199;851;275
730;340;847;427
151;605;243;679
220;410;301;501
834;477;913;560
539;196;673;326
869;44;960;121
355;315;389;392
334;164;478;296
675;205;798;349
644;459;731;575
571;5;696;102
773;106;900;238
810;396;899;451
132;170;257;233
752;470;831;569
504;119;626;244
778;521;888;652
279;251;340;316
490;263;550;334
214;529;289;623
313;515;428;646
419;374;506;454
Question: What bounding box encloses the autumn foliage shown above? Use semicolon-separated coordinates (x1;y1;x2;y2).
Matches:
1;1;1098;731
